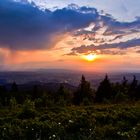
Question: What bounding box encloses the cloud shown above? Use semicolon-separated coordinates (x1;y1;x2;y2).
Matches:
136;50;140;53
99;49;126;55
1;0;140;54
0;50;6;69
97;39;140;50
0;53;5;62
68;38;140;56
71;45;96;54
67;11;140;56
0;0;99;50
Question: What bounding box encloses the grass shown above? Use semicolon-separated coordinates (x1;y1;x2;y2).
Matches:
0;102;140;139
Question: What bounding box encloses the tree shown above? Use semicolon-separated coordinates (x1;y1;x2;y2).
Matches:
73;75;94;105
55;84;71;106
135;84;140;100
95;75;112;102
111;76;129;103
57;84;66;97
128;75;138;99
31;84;43;100
122;76;128;87
0;85;8;106
121;76;129;95
11;81;18;93
11;81;24;104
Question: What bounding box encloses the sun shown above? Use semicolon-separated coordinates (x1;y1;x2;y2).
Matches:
83;53;96;61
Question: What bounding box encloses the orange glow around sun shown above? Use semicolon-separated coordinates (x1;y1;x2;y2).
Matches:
83;53;97;61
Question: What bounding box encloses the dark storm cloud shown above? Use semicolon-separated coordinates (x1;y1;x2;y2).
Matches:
0;0;98;50
1;0;140;51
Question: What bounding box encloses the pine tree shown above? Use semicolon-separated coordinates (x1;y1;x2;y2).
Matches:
95;75;112;102
11;81;18;92
129;75;138;99
73;75;93;105
120;76;129;95
122;76;128;87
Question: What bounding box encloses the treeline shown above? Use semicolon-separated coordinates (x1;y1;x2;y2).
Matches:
0;75;140;107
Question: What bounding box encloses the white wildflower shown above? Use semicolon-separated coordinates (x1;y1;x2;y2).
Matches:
69;120;73;123
117;131;121;135
133;127;136;130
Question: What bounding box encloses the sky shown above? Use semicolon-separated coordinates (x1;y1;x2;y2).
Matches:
0;0;140;72
26;0;140;22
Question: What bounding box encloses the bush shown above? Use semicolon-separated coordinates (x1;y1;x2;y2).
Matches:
17;99;36;119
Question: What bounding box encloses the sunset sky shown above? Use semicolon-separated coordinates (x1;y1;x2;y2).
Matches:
0;0;140;72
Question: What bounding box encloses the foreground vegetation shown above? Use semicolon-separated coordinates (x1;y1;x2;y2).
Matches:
0;102;140;140
0;75;140;139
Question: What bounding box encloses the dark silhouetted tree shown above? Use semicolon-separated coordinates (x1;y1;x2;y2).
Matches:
121;76;129;95
55;84;71;106
11;81;23;104
122;76;128;87
112;76;129;102
32;85;43;100
11;81;24;104
135;84;140;100
11;81;18;93
128;75;138;99
73;75;94;105
95;75;112;102
0;85;9;106
57;84;65;96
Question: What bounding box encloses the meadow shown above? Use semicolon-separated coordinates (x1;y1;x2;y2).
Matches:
0;102;140;140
